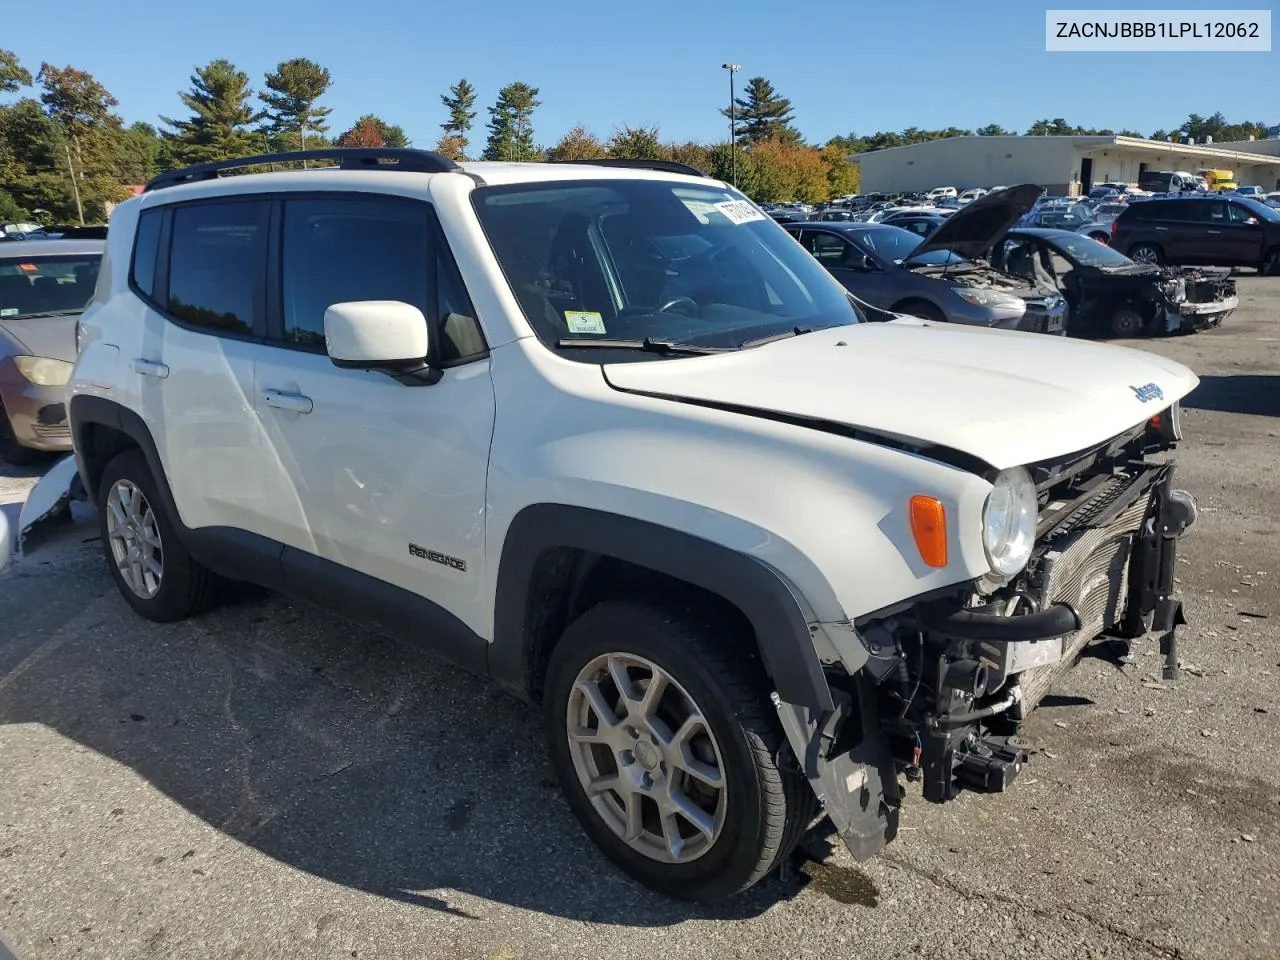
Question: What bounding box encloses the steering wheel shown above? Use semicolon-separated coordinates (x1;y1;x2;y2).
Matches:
656;296;701;318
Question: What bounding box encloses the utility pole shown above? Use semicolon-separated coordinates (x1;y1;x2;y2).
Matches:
64;140;84;226
722;63;741;187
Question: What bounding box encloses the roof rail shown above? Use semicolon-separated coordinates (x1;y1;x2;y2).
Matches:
548;158;708;178
144;148;461;193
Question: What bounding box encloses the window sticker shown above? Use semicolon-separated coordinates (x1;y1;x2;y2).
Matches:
714;200;766;225
0;308;17;316
564;310;606;334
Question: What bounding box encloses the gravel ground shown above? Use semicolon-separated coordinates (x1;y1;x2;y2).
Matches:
1;277;1277;960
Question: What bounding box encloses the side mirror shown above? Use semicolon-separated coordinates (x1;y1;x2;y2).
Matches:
1245;217;1260;226
325;301;438;384
847;253;875;271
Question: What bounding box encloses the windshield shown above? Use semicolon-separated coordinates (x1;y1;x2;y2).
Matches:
846;225;964;266
1044;233;1135;268
0;253;101;319
1235;197;1280;222
471;180;862;356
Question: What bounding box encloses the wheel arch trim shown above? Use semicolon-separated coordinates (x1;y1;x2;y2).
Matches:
492;503;836;712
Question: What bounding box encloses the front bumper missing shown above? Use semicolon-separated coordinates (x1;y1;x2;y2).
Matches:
775;463;1196;859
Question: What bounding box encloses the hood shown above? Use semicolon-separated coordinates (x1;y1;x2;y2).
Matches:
0;315;78;362
602;321;1198;472
911;185;1043;261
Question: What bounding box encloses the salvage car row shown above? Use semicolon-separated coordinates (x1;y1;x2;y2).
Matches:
784;185;1240;338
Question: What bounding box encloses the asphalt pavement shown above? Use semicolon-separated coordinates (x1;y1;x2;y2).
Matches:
1;278;1278;960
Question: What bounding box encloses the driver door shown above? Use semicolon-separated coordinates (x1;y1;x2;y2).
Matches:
799;230;888;312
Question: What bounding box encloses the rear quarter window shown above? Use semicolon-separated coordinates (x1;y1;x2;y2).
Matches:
130;209;163;299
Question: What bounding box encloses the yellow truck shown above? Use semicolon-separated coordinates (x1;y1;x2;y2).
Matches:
1198;169;1239;192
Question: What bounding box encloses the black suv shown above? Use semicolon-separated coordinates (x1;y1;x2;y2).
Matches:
1111;196;1280;273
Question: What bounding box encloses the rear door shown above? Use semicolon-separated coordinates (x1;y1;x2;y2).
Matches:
252;193;495;650
131;199;273;558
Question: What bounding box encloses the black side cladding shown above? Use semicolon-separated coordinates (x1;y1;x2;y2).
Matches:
492;503;835;711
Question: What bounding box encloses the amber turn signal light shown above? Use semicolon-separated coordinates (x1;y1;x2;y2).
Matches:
909;495;948;568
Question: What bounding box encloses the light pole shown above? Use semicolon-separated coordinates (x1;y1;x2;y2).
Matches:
722;63;741;186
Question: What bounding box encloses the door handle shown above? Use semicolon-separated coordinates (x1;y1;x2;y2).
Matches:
1154;227;1169;231
1206;230;1221;234
262;389;313;414
133;358;169;379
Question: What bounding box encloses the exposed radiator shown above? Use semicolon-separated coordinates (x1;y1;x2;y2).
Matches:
1015;492;1151;711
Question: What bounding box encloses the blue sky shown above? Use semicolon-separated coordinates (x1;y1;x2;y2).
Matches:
3;0;1275;147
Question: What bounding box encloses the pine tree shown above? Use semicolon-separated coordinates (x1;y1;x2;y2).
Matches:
721;77;798;145
260;58;332;152
440;79;478;157
161;59;262;165
482;82;540;161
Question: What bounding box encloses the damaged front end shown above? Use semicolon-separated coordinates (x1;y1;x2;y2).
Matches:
1158;267;1237;334
776;410;1196;861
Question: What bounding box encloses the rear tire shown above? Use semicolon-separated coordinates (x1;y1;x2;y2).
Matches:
1128;243;1163;265
1263;248;1280;277
97;449;217;622
543;599;816;901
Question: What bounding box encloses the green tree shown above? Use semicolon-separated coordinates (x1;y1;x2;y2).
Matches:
162;59;261;165
482;82;540;161
607;124;662;159
976;123;1011;136
260;57;332;151
440;78;478;157
118;121;162;183
722;76;798;145
0;49;32;93
37;63;129;222
546;125;608;161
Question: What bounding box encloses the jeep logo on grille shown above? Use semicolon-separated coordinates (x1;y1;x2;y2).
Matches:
1130;382;1163;403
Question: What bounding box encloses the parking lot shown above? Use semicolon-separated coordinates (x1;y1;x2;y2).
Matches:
1;279;1277;960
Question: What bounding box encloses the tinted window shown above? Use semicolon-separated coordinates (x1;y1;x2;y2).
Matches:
807;232;854;264
281;197;483;360
167;201;267;334
131;209;162;298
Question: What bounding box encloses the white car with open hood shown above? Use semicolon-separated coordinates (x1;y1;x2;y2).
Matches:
67;149;1199;902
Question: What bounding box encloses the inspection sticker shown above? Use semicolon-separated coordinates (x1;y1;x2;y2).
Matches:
715;200;766;225
564;310;606;334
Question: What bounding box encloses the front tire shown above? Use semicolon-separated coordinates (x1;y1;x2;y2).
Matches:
543;599;815;901
97;449;217;622
1110;307;1147;338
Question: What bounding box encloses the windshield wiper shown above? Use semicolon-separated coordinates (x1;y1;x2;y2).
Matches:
555;337;730;356
6;309;82;320
741;326;814;348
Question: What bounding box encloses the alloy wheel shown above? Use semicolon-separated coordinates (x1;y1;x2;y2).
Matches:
105;479;164;598
1130;245;1160;265
565;652;728;864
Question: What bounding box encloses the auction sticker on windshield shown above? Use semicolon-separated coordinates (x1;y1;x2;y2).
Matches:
715;200;767;225
565;311;606;334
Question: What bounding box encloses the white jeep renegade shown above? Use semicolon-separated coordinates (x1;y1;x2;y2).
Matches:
69;149;1199;902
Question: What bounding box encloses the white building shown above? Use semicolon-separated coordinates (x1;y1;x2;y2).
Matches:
849;135;1280;195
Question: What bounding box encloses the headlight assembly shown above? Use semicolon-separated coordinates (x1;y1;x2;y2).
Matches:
954;288;1026;312
982;466;1037;578
12;356;73;387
